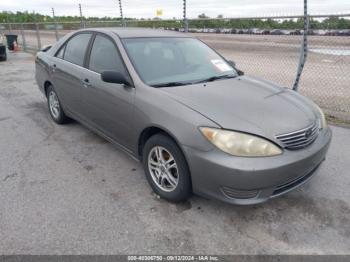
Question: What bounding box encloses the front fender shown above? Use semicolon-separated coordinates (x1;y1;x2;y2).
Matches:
132;85;219;155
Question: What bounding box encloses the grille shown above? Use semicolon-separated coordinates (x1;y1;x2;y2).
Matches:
221;186;258;199
275;122;319;150
272;162;321;197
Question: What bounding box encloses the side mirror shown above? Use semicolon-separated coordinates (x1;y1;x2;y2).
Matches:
236;69;244;76
101;71;131;86
40;45;52;52
227;60;244;76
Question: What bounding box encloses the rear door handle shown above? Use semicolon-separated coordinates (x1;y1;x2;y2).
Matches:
82;78;92;88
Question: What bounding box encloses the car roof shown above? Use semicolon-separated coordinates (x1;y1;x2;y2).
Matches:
81;27;191;38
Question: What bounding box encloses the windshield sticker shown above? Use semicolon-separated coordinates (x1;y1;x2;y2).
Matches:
211;59;232;72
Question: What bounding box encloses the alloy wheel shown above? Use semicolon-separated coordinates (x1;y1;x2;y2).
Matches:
48;91;60;119
148;146;179;192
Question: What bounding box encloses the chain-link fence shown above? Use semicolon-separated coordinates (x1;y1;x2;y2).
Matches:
300;34;350;120
0;15;349;121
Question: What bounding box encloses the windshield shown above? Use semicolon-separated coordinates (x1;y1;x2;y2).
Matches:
122;37;237;87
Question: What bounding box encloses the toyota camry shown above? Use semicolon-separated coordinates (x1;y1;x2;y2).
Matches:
35;28;332;205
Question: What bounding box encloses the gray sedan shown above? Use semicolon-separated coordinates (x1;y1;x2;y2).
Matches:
35;28;332;205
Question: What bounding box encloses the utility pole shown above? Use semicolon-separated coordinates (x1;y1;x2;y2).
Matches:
183;0;188;32
293;0;309;91
79;4;85;28
118;0;125;27
52;8;59;40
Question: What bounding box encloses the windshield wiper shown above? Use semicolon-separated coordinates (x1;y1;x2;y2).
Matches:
150;74;236;87
150;81;191;88
194;74;236;84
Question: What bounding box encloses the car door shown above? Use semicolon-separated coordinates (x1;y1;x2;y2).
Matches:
51;32;92;118
81;33;135;148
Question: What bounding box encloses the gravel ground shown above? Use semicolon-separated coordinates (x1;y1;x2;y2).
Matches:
0;51;350;255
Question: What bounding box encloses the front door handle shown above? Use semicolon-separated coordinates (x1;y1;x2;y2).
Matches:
82;78;92;88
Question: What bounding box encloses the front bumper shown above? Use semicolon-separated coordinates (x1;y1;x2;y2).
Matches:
183;127;332;205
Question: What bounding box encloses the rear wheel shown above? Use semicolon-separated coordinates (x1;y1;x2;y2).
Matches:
142;134;192;202
46;85;69;124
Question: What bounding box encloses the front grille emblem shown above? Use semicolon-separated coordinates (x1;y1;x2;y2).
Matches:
305;128;313;138
275;122;319;150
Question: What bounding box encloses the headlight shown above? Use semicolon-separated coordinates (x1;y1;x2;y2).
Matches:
200;127;282;157
315;105;327;129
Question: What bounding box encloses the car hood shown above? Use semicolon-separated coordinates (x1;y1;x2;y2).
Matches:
161;76;317;139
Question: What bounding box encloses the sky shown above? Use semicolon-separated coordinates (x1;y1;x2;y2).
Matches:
0;0;350;19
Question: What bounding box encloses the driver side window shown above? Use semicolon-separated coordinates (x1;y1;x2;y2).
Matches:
88;34;127;75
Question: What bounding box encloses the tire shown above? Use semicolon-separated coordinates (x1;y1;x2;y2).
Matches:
46;85;69;124
0;53;6;62
142;133;192;202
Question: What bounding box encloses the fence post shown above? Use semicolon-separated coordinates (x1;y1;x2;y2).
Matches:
54;23;59;41
52;8;59;41
293;0;309;91
20;23;27;51
6;14;12;33
8;23;12;33
35;23;42;50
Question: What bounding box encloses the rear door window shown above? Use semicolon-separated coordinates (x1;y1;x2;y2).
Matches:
55;45;65;59
63;33;92;66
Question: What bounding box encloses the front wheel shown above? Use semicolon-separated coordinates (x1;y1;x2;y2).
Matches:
142;134;192;202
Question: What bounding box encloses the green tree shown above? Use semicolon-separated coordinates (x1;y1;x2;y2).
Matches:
198;13;209;19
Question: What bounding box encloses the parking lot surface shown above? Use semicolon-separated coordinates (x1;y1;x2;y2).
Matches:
0;52;350;255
